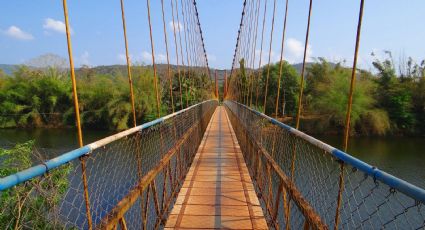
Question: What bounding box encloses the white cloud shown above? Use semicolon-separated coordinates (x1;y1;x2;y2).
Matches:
169;21;183;32
142;51;152;62
157;54;167;63
207;53;217;62
79;51;90;66
285;38;313;64
43;18;73;34
141;51;167;64
253;49;279;67
118;51;167;65
117;54;128;64
3;26;34;40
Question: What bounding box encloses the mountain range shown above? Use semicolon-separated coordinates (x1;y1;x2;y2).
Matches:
0;54;317;83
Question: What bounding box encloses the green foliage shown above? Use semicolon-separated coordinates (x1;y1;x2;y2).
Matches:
373;54;415;132
308;60;376;132
0;64;214;130
0;141;72;229
234;60;299;116
0;66;71;128
412;76;425;133
261;61;299;116
232;54;425;136
358;109;391;135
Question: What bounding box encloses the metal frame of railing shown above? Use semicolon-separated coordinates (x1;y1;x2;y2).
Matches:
224;100;425;229
0;100;216;191
1;100;218;229
225;100;425;203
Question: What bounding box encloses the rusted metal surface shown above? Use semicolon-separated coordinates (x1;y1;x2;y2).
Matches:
225;103;328;230
97;119;201;229
95;101;217;229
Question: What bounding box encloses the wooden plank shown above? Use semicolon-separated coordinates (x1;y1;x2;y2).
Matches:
166;106;267;229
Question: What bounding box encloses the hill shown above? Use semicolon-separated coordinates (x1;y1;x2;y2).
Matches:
0;64;18;75
0;61;334;84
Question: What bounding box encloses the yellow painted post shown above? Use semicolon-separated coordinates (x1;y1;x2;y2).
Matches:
224;71;228;99
62;0;92;229
119;0;137;127
146;0;161;118
335;1;365;229
215;70;218;99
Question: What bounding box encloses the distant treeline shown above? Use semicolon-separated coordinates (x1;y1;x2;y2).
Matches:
0;65;213;130
231;53;425;136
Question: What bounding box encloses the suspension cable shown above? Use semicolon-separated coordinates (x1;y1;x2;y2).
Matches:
193;0;211;83
275;0;289;118
160;0;175;113
180;0;191;107
170;0;184;109
334;1;365;229
62;1;92;229
176;0;190;108
295;0;313;130
250;0;261;106
175;0;188;108
343;0;365;153
120;0;137;126
238;0;249;104
255;0;268;107
243;0;255;105
229;0;247;101
244;0;256;105
263;0;277;114
185;0;197;104
146;0;161;118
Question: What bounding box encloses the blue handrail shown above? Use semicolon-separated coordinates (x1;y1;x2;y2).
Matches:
0;100;217;191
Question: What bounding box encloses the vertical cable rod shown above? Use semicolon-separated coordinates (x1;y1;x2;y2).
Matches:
263;0;277;114
146;0;161;118
255;0;268;107
170;0;184;109
294;0;313;130
275;0;289;118
161;0;175;113
62;1;92;229
119;0;137;126
335;1;365;229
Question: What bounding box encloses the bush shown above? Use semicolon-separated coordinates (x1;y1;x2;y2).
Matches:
0;141;72;229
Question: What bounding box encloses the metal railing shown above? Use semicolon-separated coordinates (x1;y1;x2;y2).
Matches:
0;100;218;229
224;100;425;230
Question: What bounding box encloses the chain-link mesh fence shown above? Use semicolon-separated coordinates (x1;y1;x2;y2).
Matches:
1;100;217;229
224;100;425;230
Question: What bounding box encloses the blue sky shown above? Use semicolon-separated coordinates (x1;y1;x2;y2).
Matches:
1;0;424;71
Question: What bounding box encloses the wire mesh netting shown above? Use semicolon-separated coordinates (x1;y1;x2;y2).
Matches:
0;100;217;229
224;100;425;230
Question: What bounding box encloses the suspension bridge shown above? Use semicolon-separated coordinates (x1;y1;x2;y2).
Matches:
1;0;424;229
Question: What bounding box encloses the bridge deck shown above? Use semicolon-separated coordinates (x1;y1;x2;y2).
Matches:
166;106;267;229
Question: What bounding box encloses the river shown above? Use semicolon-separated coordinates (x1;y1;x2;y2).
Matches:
0;128;424;189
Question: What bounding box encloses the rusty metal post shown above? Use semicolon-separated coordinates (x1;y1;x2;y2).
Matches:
161;0;175;113
146;0;161;117
120;0;137;126
62;0;92;229
334;1;365;229
215;70;218;99
224;71;228;99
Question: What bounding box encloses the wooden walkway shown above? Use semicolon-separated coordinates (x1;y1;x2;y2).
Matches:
166;106;267;229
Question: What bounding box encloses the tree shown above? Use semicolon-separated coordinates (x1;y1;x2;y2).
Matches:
373;54;415;132
259;61;299;116
310;62;375;130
